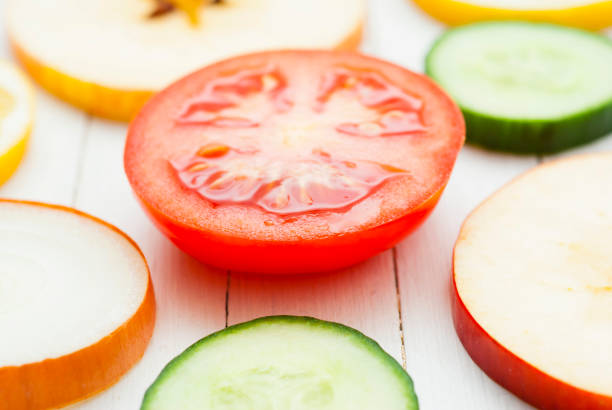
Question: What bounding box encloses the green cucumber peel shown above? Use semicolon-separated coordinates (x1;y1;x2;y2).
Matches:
426;21;612;154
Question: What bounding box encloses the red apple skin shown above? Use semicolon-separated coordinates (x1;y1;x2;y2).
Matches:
451;266;612;410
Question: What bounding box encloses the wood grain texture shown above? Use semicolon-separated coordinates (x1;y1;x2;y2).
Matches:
396;147;539;410
0;0;610;408
227;251;404;364
0;91;88;203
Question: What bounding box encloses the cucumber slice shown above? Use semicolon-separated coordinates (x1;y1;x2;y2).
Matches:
426;22;612;154
141;316;418;410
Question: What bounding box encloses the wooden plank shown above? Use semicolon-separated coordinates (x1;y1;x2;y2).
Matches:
0;1;85;204
224;0;440;375
367;1;540;406
1;0;608;408
70;119;228;409
0;91;88;204
376;1;539;407
396;147;539;409
227;250;404;364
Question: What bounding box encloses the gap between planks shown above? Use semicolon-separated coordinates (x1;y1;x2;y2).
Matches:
224;271;230;328
392;246;408;369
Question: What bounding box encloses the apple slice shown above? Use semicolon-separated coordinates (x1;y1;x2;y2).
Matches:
6;0;365;121
0;200;155;410
453;153;612;409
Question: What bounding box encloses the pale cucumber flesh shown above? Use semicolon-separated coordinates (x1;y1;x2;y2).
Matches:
141;316;418;410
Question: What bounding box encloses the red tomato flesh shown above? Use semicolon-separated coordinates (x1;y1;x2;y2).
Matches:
125;50;464;274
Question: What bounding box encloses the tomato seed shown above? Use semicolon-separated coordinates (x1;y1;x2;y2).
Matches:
197;144;230;158
188;163;209;172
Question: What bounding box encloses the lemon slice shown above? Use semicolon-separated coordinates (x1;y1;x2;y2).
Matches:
0;61;34;187
413;0;612;30
7;0;364;121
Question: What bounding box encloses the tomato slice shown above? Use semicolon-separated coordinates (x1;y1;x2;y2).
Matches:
125;50;464;274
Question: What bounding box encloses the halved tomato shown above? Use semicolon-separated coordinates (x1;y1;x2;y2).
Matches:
125;50;464;274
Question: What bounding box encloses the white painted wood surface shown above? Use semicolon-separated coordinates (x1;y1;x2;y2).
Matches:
0;1;610;409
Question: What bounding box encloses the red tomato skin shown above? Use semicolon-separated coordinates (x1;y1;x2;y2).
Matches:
135;188;442;274
452;262;612;409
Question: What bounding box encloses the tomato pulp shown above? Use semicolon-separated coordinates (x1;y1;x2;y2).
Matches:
125;51;464;274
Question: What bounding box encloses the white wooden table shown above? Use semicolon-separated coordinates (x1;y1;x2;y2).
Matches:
1;1;610;409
